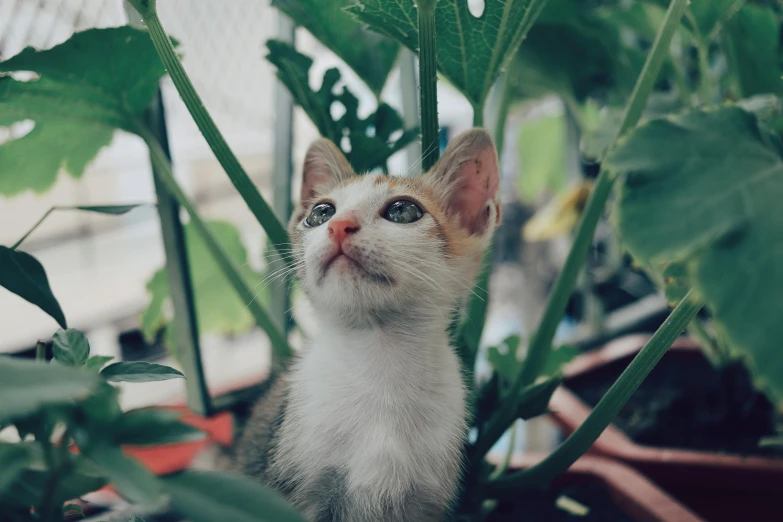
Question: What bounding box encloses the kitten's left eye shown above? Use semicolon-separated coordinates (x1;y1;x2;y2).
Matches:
383;200;423;224
305;203;336;227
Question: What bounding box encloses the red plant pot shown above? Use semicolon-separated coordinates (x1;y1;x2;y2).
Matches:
496;454;704;522
550;334;783;522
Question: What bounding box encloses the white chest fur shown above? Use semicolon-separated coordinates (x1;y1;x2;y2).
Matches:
271;318;467;510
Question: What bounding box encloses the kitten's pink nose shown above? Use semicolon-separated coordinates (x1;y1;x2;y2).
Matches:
328;216;361;246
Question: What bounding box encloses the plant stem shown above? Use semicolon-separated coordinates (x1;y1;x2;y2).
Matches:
473;103;484;128
473;0;690;458
417;1;440;171
11;208;53;250
486;290;702;495
684;9;713;105
36;340;46;361
138;125;292;361
131;3;290;259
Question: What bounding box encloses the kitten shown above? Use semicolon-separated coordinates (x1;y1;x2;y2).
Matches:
234;128;501;522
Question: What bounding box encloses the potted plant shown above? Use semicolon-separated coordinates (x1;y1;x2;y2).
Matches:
1;0;779;520
550;334;783;522
536;2;783;519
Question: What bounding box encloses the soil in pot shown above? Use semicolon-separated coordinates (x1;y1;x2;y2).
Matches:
567;353;782;457
488;479;632;522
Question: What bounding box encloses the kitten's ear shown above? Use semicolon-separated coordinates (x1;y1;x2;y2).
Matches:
300;138;354;205
427;129;500;235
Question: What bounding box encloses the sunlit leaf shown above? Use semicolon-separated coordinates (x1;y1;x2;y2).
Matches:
141;220;263;350
347;0;548;108
0;26;171;196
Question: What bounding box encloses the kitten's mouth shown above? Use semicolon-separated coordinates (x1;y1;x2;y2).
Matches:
322;252;394;285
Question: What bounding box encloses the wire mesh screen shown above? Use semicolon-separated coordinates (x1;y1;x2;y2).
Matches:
0;0;283;401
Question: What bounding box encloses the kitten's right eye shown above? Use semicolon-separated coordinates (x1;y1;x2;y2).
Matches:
304;203;336;227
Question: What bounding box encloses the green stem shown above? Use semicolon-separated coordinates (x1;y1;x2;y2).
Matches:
473;103;484;128
486;290;702;495
417;2;440;171
138;124;292;361
132;4;290;259
473;0;690;459
35;340;46;361
11;208;53;250
488;422;517;481
684;9;713;105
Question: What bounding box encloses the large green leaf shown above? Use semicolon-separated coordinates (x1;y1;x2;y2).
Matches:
346;0;546;108
271;0;399;95
52;328;90;366
607;105;783;407
163;470;307;522
266;40;418;173
0;246;66;328
0;356;98;420
141;220;263;349
723;4;783;98
0;26;170;196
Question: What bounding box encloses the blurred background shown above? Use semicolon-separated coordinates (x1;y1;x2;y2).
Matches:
0;0;678;451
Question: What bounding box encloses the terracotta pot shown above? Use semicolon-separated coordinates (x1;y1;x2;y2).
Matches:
496;454;704;522
550;334;783;522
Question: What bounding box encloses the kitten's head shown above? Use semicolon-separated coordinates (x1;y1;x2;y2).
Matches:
289;129;501;326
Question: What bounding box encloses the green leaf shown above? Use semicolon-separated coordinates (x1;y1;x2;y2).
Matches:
271;0;399;95
581;92;683;161
112;409;205;446
163;470;307;522
0;26;170;196
100;361;184;383
517;111;567;202
142;221;262;349
52;328;90;366
0;246;66;328
690;0;746;38
507;0;640;104
265;40;417;173
487;336;522;384
0;453;108;508
0;444;33;492
488;335;578;386
84;444;161;505
723;4;783;98
517;375;561;420
608;105;783;407
540;344;579;378
347;0;547;108
84;355;114;373
0;356;98;420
